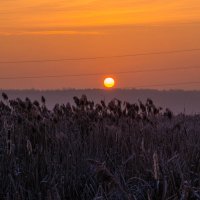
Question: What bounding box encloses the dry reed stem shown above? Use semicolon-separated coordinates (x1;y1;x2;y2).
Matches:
87;159;133;200
153;151;159;181
26;139;33;155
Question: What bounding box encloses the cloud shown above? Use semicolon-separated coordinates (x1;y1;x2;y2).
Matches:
0;30;103;36
1;0;200;32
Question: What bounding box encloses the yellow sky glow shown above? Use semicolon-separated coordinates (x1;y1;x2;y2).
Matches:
1;0;200;35
1;0;200;90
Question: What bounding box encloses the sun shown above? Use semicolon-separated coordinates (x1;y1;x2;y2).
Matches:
104;77;115;88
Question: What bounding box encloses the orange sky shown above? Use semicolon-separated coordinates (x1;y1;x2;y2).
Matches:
1;0;200;89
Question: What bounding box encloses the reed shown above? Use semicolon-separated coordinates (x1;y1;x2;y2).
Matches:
0;93;200;199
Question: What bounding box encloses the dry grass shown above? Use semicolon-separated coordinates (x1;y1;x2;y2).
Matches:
0;93;200;200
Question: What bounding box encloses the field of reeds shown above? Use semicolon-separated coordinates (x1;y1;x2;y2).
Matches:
0;93;200;200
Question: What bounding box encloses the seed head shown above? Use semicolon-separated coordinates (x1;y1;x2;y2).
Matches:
2;92;8;101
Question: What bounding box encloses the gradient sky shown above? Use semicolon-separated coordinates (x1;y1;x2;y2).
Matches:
1;0;200;89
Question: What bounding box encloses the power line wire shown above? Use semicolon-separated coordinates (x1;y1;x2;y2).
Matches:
0;65;199;80
1;48;200;64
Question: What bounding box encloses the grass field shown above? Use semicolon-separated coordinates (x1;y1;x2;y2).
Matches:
0;93;200;200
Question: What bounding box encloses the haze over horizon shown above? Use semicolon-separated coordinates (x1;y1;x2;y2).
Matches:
1;0;200;90
1;88;200;114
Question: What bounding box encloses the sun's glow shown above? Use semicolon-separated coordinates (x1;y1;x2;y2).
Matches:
104;77;115;88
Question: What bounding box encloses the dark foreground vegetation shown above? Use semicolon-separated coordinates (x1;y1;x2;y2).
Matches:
0;93;200;200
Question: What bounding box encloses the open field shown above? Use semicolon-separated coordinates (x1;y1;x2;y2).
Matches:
0;93;200;200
